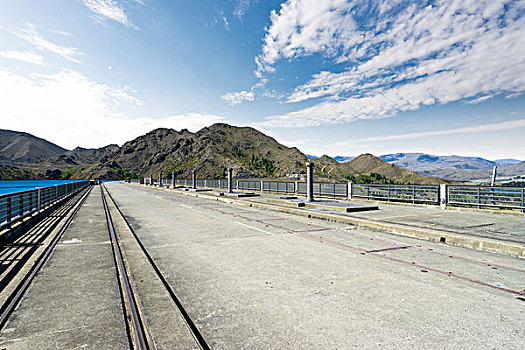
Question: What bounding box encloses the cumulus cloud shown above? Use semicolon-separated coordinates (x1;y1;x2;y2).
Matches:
221;90;255;105
0;50;44;65
79;0;138;29
255;0;525;127
0;68;226;149
12;23;82;63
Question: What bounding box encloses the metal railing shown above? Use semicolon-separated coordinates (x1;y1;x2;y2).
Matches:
137;177;525;213
297;182;348;197
448;185;525;211
351;184;440;204
262;181;296;193
0;181;89;230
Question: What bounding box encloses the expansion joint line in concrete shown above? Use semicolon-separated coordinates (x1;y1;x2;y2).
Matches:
101;185;210;350
0;186;93;330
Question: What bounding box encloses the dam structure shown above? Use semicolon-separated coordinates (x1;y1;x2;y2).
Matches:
0;177;524;349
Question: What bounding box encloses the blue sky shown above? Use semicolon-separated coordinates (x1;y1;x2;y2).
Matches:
0;0;524;160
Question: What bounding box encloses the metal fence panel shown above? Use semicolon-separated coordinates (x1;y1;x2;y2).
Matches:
352;184;439;204
448;186;525;210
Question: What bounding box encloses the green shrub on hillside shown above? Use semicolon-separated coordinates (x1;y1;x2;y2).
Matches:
344;172;395;184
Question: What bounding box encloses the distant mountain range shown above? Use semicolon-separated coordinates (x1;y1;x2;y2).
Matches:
331;152;524;181
0;126;445;184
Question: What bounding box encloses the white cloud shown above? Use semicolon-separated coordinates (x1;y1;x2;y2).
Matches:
12;23;82;63
0;50;44;65
221;90;255;105
333;119;525;147
0;68;226;149
79;0;138;29
234;0;259;19
255;0;525;128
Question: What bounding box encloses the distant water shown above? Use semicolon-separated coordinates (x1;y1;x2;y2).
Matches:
0;180;85;196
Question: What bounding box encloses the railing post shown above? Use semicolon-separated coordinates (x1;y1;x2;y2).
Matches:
477;187;481;209
55;185;58;202
387;185;391;202
172;172;175;188
412;186;416;204
192;170;196;189
366;185;370;199
6;197;12;226
236;180;239;190
260;181;264;192
521;188;525;213
440;184;447;209
37;188;41;210
348;182;353;200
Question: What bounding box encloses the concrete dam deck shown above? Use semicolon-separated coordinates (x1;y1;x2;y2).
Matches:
0;182;524;349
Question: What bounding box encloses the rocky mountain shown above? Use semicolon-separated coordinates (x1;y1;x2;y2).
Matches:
428;161;525;181
0;165;37;180
78;124;314;180
379;153;497;172
0;125;448;184
344;154;446;184
0;129;66;164
39;144;120;168
75;124;447;184
0;129;120;179
372;153;524;181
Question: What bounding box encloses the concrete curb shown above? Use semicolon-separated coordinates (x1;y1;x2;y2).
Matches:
137;184;525;259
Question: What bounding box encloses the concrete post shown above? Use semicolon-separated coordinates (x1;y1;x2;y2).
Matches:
159;172;163;187
172;172;175;188
227;168;233;193
294;181;299;195
306;160;314;202
204;179;207;188
491;166;497;187
348;182;353;200
260;181;264;192
440;184;448;209
192;170;197;189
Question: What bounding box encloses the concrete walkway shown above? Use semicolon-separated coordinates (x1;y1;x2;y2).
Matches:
245;193;525;245
0;187;129;349
108;182;525;349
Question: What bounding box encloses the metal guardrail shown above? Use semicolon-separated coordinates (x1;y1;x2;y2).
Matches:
351;184;439;204
297;182;348;197
448;185;525;211
0;181;89;230
262;181;295;193
139;177;525;213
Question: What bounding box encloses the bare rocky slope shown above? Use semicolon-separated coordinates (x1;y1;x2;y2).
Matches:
0;129;66;164
76;124;447;184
